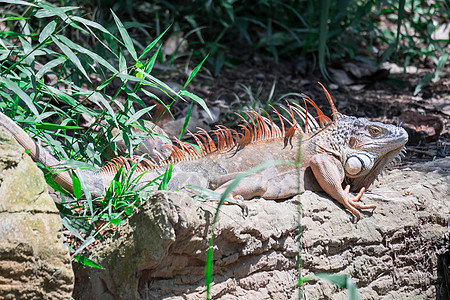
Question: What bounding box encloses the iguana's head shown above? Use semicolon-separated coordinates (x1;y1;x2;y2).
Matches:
335;116;408;190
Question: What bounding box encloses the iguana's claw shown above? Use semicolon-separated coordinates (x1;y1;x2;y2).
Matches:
343;185;376;220
232;195;249;216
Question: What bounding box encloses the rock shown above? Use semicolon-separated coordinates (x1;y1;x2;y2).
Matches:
73;157;449;299
0;126;74;299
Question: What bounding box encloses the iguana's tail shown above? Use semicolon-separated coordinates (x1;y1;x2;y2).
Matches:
0;112;77;197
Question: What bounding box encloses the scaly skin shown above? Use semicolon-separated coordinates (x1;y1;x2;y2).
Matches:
0;88;408;219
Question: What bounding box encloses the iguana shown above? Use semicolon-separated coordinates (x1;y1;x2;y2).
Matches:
0;84;408;219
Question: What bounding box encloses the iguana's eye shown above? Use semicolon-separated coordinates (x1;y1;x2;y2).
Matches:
368;126;382;136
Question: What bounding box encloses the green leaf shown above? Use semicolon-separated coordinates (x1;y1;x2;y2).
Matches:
73;168;92;213
125;105;155;125
96;76;116;91
72;172;82;200
433;52;449;82
118;50;127;74
179;101;193;139
413;73;433;96
315;273;359;300
0;77;40;120
220;161;293;203
0;0;38;7
56;35;118;73
36;57;66;79
206;160;294;298
124;206;134;216
144;44;161;74
36;3;75;20
185;186;244;207
183;54;209;90
111;10;137;61
36;122;83;130
179;90;212;120
158;162;173;190
71;16;111;35
110;218;122;226
73;255;103;269
53;35;91;82
140;25;171;59
60;216;84;241
39;20;56;43
298;276;314;285
91;92;118;127
43;85;79;108
315;273;347;287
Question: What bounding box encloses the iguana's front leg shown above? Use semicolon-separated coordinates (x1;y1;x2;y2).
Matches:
309;153;376;220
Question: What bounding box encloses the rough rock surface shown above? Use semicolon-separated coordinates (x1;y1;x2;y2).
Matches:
0;127;74;299
74;158;449;299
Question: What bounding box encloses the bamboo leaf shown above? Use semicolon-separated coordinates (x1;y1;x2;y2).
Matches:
36;122;83;130
111;10;137;61
91;92;118;127
144;45;161;74
60;216;84;241
158;162;172;190
36;2;75;19
118;50;127;74
183;54;209;90
413;73;433;96
179;90;212;120
315;273;359;300
0;77;40;120
36;57;66;79
0;0;38;7
140;25;171;59
179;102;193;139
72;172;82;200
125;105;155;125
72;236;96;256
39;20;56;43
433;52;449;82
73;255;103;269
53;35;91;82
71;16;111;34
56;35;118;73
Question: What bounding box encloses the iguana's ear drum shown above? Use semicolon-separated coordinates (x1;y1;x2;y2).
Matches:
344;153;373;177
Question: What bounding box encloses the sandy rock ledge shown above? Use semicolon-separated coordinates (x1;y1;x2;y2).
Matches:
74;158;449;299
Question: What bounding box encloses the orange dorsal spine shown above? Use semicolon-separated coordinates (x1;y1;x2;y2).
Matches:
101;84;337;174
318;82;340;119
